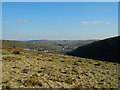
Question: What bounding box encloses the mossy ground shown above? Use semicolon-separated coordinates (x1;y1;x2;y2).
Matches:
1;46;120;88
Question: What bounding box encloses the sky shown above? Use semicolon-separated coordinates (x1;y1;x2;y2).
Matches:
0;2;2;40
2;0;120;2
2;2;118;40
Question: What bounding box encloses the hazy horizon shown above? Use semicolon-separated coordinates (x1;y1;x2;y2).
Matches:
2;35;119;41
2;2;118;40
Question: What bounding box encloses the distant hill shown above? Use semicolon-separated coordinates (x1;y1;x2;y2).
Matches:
67;36;120;63
2;40;97;54
2;40;62;50
26;40;97;49
27;40;48;42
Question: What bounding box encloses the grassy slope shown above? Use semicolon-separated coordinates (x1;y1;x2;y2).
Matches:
2;40;62;50
2;46;120;88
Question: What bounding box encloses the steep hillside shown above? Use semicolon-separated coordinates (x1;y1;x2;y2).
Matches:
67;36;120;63
1;46;120;88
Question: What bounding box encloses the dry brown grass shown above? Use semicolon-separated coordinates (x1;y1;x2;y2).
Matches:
24;78;42;86
12;50;20;54
2;47;120;88
2;56;21;61
1;46;13;49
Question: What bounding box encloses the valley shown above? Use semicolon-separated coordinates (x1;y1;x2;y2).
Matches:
2;40;96;54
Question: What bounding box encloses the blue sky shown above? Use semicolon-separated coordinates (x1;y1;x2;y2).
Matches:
0;2;2;40
2;0;120;2
2;2;118;40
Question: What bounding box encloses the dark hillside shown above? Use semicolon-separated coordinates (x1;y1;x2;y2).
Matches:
67;36;120;63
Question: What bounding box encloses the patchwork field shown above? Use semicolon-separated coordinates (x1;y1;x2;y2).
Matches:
1;46;120;88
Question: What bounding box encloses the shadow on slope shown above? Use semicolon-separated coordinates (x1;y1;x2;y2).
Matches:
67;36;120;63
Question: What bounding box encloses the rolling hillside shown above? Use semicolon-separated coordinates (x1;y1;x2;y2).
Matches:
67;36;120;63
1;46;120;88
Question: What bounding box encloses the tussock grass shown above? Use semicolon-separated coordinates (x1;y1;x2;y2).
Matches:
12;50;20;54
1;46;120;88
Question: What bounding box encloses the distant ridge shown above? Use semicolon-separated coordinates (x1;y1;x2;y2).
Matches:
26;40;48;42
67;36;120;63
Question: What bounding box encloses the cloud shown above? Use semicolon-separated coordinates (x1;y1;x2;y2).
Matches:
80;22;90;24
80;21;104;24
91;21;104;24
13;20;28;24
